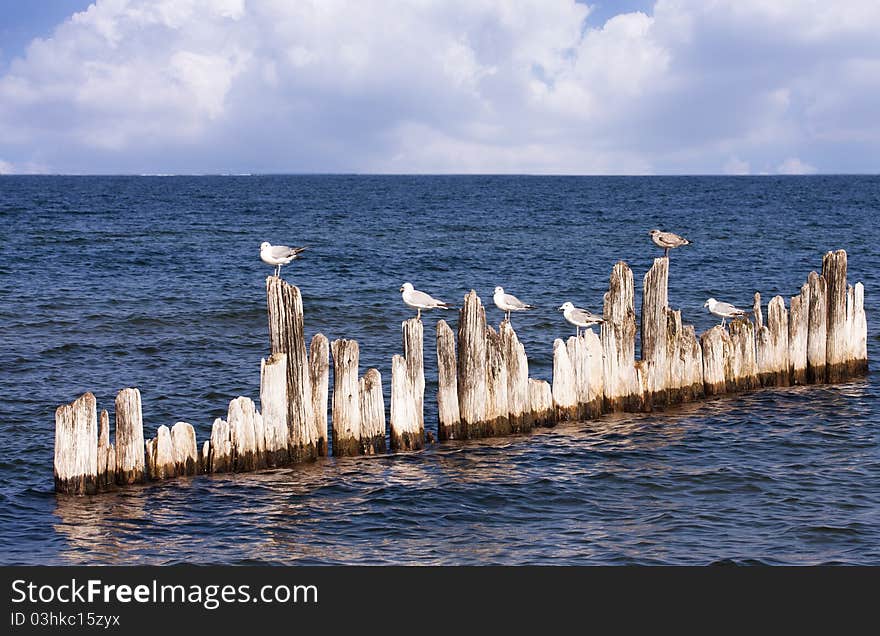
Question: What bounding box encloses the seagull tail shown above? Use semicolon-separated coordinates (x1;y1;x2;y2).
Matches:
524;304;537;310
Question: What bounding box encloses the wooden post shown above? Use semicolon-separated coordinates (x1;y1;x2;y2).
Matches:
602;262;640;411
309;334;330;456
701;326;727;395
726;319;758;392
200;440;210;473
552;338;577;421
852;282;868;374
436;319;462;440
54;392;98;495
681;325;704;402
757;296;790;386
228;396;262;472
170;421;198;476
641;257;669;407
359;368;387;453
501;321;531;433
402;318;425;431
485;326;511;435
115;387;145;485
390;355;424;450
261;352;289;467
528;379;555;427
789;282;810;384
331;338;361;456
146;425;176;480
96;408;115;489
823;250;849;382
209;417;232;473
457;290;488;437
807;271;827;382
267;277;316;461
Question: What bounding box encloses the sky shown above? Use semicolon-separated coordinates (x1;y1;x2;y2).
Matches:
0;0;879;175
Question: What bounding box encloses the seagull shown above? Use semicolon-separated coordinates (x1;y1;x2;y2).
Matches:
400;282;452;320
493;286;535;322
704;297;749;327
558;301;604;338
260;242;307;278
649;229;692;258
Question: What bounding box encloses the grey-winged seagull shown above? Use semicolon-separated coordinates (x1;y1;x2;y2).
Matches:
400;282;451;320
649;229;691;258
704;297;749;327
558;301;604;337
493;286;535;322
260;242;307;278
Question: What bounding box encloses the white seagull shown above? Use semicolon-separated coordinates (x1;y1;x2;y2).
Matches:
649;229;692;258
558;301;604;337
493;286;535;322
704;297;749;327
400;282;452;320
260;242;307;278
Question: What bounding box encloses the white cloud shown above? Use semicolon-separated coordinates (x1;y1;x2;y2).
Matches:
0;159;13;174
0;0;879;173
777;157;817;175
723;156;750;175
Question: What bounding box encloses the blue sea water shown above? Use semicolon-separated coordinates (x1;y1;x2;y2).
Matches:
0;175;877;565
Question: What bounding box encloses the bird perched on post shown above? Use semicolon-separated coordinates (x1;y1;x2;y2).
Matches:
493;286;535;323
260;242;307;278
400;282;452;320
704;298;749;327
649;229;691;258
558;301;604;338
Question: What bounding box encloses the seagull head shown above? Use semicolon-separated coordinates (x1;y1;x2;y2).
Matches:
494;286;504;294
649;229;660;237
558;301;573;312
704;298;716;309
400;282;414;293
260;241;271;250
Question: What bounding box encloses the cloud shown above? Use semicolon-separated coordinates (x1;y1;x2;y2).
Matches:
0;0;879;173
777;157;816;175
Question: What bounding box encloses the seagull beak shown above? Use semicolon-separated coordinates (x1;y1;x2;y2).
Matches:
399;286;404;292
557;305;564;311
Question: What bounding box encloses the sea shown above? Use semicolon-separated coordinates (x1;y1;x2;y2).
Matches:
0;175;877;565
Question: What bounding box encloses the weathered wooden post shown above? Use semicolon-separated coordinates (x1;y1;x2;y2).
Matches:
501;321;531;432
726;319;758;392
267;277;317;461
309;334;330;456
823;250;857;382
146;425;176;480
96;409;115;489
209;417;232;473
457;291;488;437
391;355;424;450
806;271;827;382
602;262;640;411
170;421;198;476
485;326;511;435
640;257;671;407
402;318;425;431
680;325;704;401
228;396;263;472
701;326;727;396
54;392;98;495
261;352;289;467
436;320;463;440
528;379;555;426
552;338;577;421
789;282;810;385
756;296;790;386
852;282;868;374
115;387;145;485
359;368;387;453
331;339;361;456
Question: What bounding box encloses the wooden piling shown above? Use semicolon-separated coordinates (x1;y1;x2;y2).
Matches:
209;417;232;473
96;409;115;489
641;257;670;407
146;425;176;480
267;277;317;461
402;318;425;431
260;352;290;467
552;338;577;421
485;326;511;436
390;355;423;450
680;325;704;402
54;392;98;495
309;334;330;456
359;368;387;453
756;296;790;386
501;321;531;433
436;320;463;440
331;339;361;457
115;387;145;485
701;326;727;396
170;421;198;476
457;290;488;437
228;396;261;472
602;262;640;411
789;283;810;385
528;379;555;426
852;282;868;374
726;319;758;392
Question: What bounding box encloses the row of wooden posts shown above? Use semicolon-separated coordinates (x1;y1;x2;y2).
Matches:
54;249;868;494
